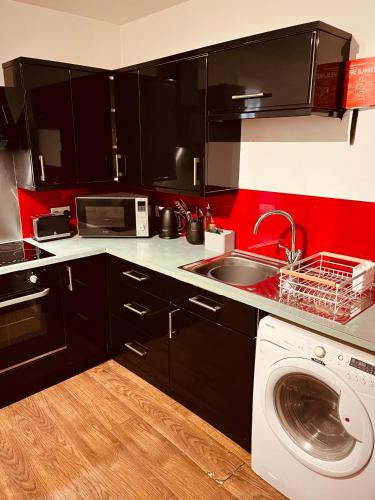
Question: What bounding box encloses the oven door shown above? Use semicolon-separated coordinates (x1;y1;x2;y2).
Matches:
0;284;66;373
76;198;137;237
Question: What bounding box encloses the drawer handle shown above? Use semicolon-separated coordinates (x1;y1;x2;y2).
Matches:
169;309;179;340
123;302;149;316
125;341;148;357
188;296;222;313
122;270;150;282
231;92;269;100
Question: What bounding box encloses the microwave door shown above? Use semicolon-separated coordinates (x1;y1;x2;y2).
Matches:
81;200;136;237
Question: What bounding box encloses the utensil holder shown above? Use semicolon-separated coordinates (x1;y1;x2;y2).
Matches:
186;220;204;245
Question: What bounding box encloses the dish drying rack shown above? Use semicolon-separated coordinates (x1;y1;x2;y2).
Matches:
279;252;375;323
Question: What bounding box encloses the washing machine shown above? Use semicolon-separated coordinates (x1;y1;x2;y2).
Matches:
252;316;375;500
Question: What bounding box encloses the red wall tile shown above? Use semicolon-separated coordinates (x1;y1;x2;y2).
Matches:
19;187;375;261
154;190;375;261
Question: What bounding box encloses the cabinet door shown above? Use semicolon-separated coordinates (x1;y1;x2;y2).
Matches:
113;71;141;186
139;56;206;192
170;308;255;449
22;63;77;187
208;32;314;114
62;256;109;372
70;70;113;182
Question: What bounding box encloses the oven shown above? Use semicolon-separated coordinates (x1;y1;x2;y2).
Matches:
0;266;66;374
76;193;151;238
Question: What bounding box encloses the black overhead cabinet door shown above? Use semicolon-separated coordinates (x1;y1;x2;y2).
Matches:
113;71;141;186
139;56;206;193
23;64;77;187
70;70;113;183
208;32;315;116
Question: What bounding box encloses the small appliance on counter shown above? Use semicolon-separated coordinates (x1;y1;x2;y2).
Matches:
159;207;185;239
76;193;151;238
32;213;72;242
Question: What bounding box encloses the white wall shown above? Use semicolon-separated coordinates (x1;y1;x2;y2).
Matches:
120;0;375;203
0;0;121;85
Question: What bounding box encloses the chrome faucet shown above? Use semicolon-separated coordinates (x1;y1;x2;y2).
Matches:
253;210;302;264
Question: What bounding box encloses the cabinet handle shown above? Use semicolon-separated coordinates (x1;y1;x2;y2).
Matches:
168;309;179;340
193;157;200;187
1;104;9;124
114;154;126;182
114;153;120;181
39;155;46;182
231;92;268;100
66;265;73;292
188;296;222;313
122;270;150;282
125;341;148;357
123;302;149;316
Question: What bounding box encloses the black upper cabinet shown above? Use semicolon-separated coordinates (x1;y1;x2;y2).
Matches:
208;26;351;119
70;70;113;183
112;71;141;186
4;61;77;189
139;56;207;193
139;56;241;195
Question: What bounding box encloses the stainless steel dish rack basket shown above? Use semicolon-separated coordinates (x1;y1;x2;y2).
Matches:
279;252;375;323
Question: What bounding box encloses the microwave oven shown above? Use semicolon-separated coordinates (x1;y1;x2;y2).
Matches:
76;193;151;238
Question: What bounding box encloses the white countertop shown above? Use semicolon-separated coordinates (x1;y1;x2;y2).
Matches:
2;235;375;353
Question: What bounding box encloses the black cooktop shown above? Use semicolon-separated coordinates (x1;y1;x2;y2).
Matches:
0;241;54;267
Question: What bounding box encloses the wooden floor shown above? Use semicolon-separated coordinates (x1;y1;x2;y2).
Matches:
0;360;285;499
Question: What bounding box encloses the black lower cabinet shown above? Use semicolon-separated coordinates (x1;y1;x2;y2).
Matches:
170;308;255;450
108;255;256;450
111;314;169;389
62;255;109;374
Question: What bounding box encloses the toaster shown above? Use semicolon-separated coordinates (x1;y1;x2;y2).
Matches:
32;214;72;242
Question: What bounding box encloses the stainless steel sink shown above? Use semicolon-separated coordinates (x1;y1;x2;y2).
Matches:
181;251;283;288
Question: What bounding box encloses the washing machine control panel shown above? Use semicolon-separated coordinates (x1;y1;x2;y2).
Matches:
259;318;375;394
313;344;375;392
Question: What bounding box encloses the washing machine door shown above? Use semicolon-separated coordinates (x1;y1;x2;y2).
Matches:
264;357;374;478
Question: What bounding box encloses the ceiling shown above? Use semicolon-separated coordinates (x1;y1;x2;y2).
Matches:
13;0;188;25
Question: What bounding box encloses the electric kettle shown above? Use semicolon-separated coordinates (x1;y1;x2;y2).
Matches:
159;207;185;239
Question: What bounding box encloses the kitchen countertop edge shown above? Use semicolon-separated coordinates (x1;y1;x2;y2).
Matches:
1;235;374;353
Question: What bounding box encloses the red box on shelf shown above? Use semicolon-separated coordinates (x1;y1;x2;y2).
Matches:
343;57;375;109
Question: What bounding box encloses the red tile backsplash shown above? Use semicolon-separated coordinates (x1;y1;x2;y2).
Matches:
18;187;375;261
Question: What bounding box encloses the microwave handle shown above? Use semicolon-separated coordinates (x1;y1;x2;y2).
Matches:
0;288;50;309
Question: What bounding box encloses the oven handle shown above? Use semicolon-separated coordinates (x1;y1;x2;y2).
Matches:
0;288;50;309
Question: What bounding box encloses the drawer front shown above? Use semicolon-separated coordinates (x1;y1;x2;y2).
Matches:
111;315;169;388
171;280;258;336
208;32;314;114
111;284;169;336
109;255;171;300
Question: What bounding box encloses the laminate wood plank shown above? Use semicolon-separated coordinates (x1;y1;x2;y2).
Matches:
45;388;174;499
0;398;128;499
110;416;235;500
89;361;244;480
0;361;283;500
170;399;251;464
0;425;50;500
223;462;287;500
